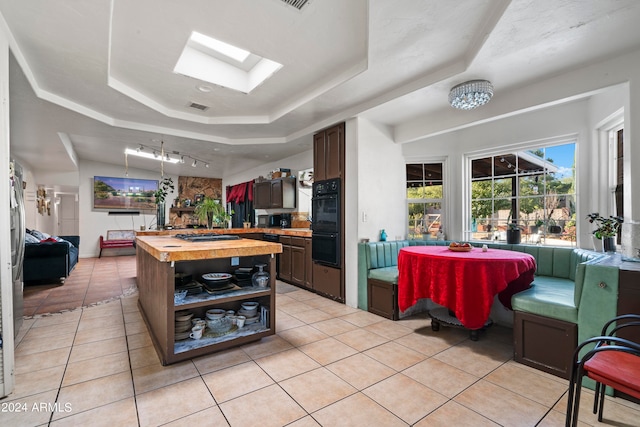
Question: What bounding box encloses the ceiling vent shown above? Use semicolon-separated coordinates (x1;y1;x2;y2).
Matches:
280;0;310;10
188;102;209;111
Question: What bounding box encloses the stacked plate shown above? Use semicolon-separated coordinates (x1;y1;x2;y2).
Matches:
238;301;260;323
175;280;203;296
175;310;193;340
233;267;253;287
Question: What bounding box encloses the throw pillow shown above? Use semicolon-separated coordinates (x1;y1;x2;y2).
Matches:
25;233;39;244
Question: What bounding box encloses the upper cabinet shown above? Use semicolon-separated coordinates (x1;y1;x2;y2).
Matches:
253;177;296;209
314;123;344;181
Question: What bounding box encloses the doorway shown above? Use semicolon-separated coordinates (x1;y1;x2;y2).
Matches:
57;193;79;236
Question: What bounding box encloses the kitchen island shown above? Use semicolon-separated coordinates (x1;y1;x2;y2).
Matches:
136;234;282;365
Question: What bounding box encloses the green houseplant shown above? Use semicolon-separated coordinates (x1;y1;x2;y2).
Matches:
587;212;623;252
194;197;224;229
153;176;174;229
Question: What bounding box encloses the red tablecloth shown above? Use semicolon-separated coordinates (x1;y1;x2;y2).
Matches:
398;246;536;329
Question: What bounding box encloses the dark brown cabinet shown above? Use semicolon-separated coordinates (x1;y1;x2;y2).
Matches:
304;238;313;289
279;236;292;281
253;177;296;209
312;263;343;301
313;123;344;181
617;265;640;343
279;236;312;290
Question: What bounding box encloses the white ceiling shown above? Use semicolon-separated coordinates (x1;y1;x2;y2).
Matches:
3;0;640;179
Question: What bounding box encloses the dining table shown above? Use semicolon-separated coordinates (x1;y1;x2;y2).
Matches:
398;245;536;332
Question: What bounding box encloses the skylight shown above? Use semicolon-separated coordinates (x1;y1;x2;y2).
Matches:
174;31;282;94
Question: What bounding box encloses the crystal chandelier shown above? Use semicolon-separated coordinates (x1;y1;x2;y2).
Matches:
448;80;494;110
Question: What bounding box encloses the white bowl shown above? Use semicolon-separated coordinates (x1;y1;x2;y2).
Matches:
241;302;259;311
206;308;226;320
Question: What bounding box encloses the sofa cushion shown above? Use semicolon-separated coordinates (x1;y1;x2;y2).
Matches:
511;276;577;323
368;266;399;284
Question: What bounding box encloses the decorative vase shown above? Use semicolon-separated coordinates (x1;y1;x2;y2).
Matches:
156;203;165;230
380;229;387;241
252;264;270;287
603;236;616;252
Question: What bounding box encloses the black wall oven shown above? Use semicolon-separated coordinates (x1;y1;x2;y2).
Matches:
312;178;340;266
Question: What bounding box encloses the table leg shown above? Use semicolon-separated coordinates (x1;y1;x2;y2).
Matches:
428;306;492;340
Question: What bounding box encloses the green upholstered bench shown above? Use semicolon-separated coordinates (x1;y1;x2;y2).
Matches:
357;240;619;381
357;240;451;319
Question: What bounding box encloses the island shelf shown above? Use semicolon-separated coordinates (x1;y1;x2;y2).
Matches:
136;235;281;365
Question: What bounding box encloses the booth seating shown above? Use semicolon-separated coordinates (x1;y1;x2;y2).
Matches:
99;230;135;257
357;240;619;380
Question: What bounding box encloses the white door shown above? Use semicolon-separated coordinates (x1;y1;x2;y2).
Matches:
58;194;79;236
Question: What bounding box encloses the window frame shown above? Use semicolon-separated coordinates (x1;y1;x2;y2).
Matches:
463;137;578;246
405;157;448;240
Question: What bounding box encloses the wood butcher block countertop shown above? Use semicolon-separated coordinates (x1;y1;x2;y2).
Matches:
136;227;312;238
136;235;283;263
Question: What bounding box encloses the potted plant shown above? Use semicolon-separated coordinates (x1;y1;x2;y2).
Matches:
194;197;224;229
506;222;522;244
154;176;174;229
243;211;252;229
587;213;623;252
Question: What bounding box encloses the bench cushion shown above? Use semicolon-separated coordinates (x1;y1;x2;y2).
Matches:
368;266;399;284
511;276;577;323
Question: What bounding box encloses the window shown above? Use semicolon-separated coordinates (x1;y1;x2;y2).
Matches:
407;163;444;239
611;126;624;245
467;142;576;246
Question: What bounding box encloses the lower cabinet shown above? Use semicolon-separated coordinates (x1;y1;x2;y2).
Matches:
312;263;342;302
279;236;312;290
368;279;398;320
513;311;577;379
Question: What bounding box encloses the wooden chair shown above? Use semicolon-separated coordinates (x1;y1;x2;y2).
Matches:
565;314;640;426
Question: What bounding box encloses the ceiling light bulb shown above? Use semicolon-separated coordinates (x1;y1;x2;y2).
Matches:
165;153;171;161
205;163;210;168
180;156;185;164
153;150;158;158
137;146;143;152
192;160;197;167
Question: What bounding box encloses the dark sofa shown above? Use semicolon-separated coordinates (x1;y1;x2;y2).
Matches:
24;235;80;283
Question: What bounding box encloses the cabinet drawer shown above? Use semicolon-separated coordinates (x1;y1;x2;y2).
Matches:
280;236;292;245
291;237;305;247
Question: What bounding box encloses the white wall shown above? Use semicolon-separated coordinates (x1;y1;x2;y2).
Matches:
78;160;178;258
343;118;405;307
356;118;406;242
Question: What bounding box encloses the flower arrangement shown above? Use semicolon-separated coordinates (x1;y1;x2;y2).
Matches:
587;213;623;239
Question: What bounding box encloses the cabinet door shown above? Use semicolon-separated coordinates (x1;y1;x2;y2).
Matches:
325;124;344;180
270;179;283;208
291;246;305;286
312;263;342;301
254;182;271;209
304;238;313;289
313;132;327;182
280;244;292;282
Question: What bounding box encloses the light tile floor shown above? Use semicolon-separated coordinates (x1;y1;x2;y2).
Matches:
3;260;640;426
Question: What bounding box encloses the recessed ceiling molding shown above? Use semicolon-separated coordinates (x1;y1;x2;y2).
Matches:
107;75;271;124
57;132;79;168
